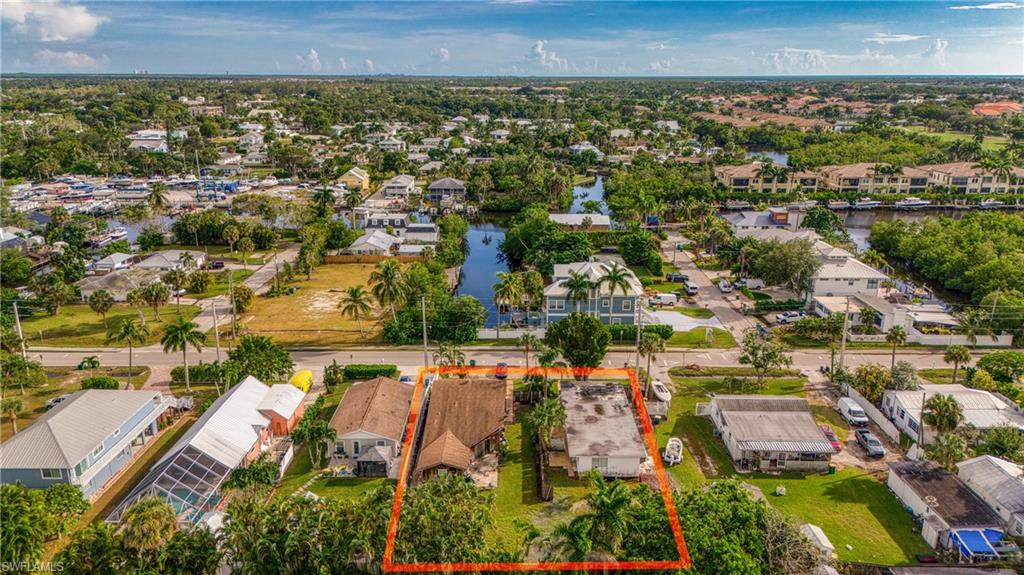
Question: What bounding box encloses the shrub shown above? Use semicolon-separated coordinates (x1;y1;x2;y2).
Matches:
605;324;673;344
645;251;664;276
752;298;806;313
81;375;119;390
343;364;399;380
170;362;224;385
232;285;255;313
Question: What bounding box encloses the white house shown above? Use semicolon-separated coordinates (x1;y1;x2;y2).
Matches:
958;455;1024;536
327;376;414;477
93;253;134;274
554;381;647;478
548;213;612;230
128;139;168;154
381;175;417;198
345;231;400;256
378;138;406;152
136;249;206;272
881;385;1024;445
238;131;264;148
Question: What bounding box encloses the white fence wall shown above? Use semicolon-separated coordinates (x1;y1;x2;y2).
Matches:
841;383;903;443
847;331;1013;347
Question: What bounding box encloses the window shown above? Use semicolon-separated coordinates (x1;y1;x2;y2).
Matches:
40;469;62;480
91;443;104;458
74;459;89;476
867;279;880;289
376;440;386;447
898;408;906;419
592;457;608;469
602;299;609;308
908;418;920;433
353;441;361;456
611;318;621;325
548;299;565;311
622;299;632;311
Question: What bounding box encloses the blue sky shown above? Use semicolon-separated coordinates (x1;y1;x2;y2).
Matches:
2;1;1022;76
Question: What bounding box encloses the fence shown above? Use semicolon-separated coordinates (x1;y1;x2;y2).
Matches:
841;382;903;443
323;254;425;264
514;389;544;405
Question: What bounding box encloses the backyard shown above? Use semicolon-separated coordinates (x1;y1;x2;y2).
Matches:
188;268;255;299
241;263;383;347
19;303;201;348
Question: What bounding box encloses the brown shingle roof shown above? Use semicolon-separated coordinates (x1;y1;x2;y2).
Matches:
415;430;472;473
328;377;414;442
420;378;509;452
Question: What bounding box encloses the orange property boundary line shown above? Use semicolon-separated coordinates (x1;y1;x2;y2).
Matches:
382;366;692;572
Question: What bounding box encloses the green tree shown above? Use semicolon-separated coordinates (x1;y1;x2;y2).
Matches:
232;283;255;313
858;306;880;334
980;426;1024;463
851;363;889;404
0;483;50;564
738;330;793;387
162;526;222;575
1;397;23;434
119;496;177;556
527;397;567;449
106;318;149;389
225;334;294;385
544;313;611;369
0;248;33;285
82;375;120;390
924;394;964;435
885;325;907;371
369;259;406;321
432;341;467;369
339;285;373;338
977;351;1024;384
161;316;206;393
223;224;241;253
162;268;188;313
517;333;542;375
88;289;115;328
237;236;255;270
126;287;147;324
393;475;492;564
222;453;279;491
147;182;170;213
562;270;594;313
576;472;632;555
55;522;126;574
31;272;73;315
943;345;972;385
493;271;524;338
79;354;100;377
598;262;632;325
927;433;969;472
188;269;213;294
639;330;666;395
1;353;47;395
889;360;919;391
312;185;336;220
143;281;171;322
550;515;593;562
44;483;89;540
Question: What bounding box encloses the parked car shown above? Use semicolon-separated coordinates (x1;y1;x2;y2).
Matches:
173;288;187;297
494;362;509;380
45;394;73;411
775;311;805;324
649;293;679;307
717;280;733;293
683;280;699;296
856;429;886;458
838;397;870;427
665;272;689;283
819;425;842;452
399;375;414;384
208;260;225;269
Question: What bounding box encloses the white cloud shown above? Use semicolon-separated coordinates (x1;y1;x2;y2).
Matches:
921;38;949;65
949;2;1023;9
338;57;349;70
864;33;928;44
648;59;674;72
295;48;322;71
528;40;568;71
761;47;897;73
364;58;375;73
437;47;450;63
647;42;674;51
35;49;107;69
3;1;107;42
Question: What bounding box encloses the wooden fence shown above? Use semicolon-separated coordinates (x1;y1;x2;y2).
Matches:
323;254;425;264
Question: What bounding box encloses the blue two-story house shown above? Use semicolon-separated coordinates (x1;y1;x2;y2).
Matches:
0;390;172;500
543;259;643;325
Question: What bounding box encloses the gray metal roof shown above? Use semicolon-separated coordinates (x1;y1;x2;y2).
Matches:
1;390;162;469
890;461;1003;527
958;455;1024;515
712;395;810;413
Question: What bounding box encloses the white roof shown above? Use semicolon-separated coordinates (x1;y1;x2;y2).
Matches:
96;252;133;266
887;385;1024;430
257;384;306;419
545;259;643;298
959;455;1024;515
349;230;400;252
549;213;611;227
816;256;888;281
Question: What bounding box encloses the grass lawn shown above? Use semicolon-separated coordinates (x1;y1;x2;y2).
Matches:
274;383;351;499
307;477;390;499
748;468;932;564
189;269;256;299
918;368;956;385
169;381;222;409
672;306;714;319
242;263;384;347
1;366;149;441
20;304;201;348
669;366;801;378
780;332;930;351
900;127;1009;152
667;327;736;348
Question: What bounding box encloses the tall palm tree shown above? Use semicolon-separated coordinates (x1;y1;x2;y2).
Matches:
859;307;881;334
517;333;541;375
885;326;907;371
551;517;593;562
147;183;169;214
536;346;565;395
924;394;964;436
957;308;996;347
160;316;206;393
527;397;567;450
563;271;594;314
638;332;665;396
162;269;188;313
943;345;972;385
339;286;372;338
119;496;177;554
599;262;632;325
344;188;363;227
107;318;150;389
493;271;524;338
369;259;405;321
80;355;100;378
312;185;335;219
1;397;23;435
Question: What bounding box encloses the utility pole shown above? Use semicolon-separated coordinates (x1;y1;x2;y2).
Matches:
838;297;851;374
421;296;429;367
228;273;236;350
12;302;26;359
212;302;223;396
634;302;643;376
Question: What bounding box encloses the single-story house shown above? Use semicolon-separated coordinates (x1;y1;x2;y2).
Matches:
93;252;134;274
548;213;612;230
881;385;1024;445
887;461;1018;560
544;259;643;326
414;378;510;481
555;381;646;478
345;231;400;256
136;249;206;272
76;268;163;302
0;390;173;500
328;376;415;477
128;139;168;153
404;223;439;243
109;376;302;525
706;395;834;473
958;455;1024;536
398;244;434;256
427;177;466;202
256;383;307;436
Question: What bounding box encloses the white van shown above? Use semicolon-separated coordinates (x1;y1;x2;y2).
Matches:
683;280;699;296
838;397;869;428
650;293;679;307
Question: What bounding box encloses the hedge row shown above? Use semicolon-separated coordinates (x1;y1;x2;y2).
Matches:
752;299;806;313
343;364;400;380
606;324;674;343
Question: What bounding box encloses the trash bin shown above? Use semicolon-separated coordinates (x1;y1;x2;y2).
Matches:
469;359;476;367
828;464;837;475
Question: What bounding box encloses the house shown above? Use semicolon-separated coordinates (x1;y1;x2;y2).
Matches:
919;162;1024;194
427;177;467;202
544;259;643;325
419;161;444;175
705;395;834;473
215;152;242;166
256;383;307;436
404;223;439;243
655;120;680;133
548;213;612;230
724;207;805;233
345;230;400;255
1;226;41;252
887;461;1018;560
414;378;511;481
128;139;168;153
93;252;134;274
881;385;1024;445
973;102;1024;117
238;131;264;149
0;390;174;500
810;239;889;298
136;249;206;272
365;212;410;234
381;174;417;198
554;381;646;478
958;455;1024;536
569;142;605;161
609;128;633;139
490;129;510;141
398;244;434;256
338;167;371;194
328;376;415;477
76;268;163;301
378;138;407;152
109;376;302;525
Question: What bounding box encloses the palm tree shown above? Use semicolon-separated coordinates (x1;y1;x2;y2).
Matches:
312;185;335;219
527;397;567;450
80;355;100;378
339;286;372;338
143;282;170;322
432;342;466;369
638;332;665;396
223;225;241;253
859;249;887;270
369;259;405;321
119;496;177;554
160;316;206;393
957;308;996;347
517;333;541;376
147;183;169;214
578;472;632;554
599;262;632;325
563;271;594;314
88;289;115;328
924;394;964;435
162;269;188;313
859;307;880;334
344;188;363;226
927;433;969;471
236;237;255;271
885;326;907;371
551;517;593;562
106;318;149;389
943;345;972;385
493;271;523;338
1;397;23;435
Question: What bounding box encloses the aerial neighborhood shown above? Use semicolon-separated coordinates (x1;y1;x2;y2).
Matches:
2;11;1024;572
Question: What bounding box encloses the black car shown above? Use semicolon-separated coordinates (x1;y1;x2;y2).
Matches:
208;260;225;269
665;273;689;283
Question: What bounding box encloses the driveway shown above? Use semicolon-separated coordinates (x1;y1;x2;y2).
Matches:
649;310;723;331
